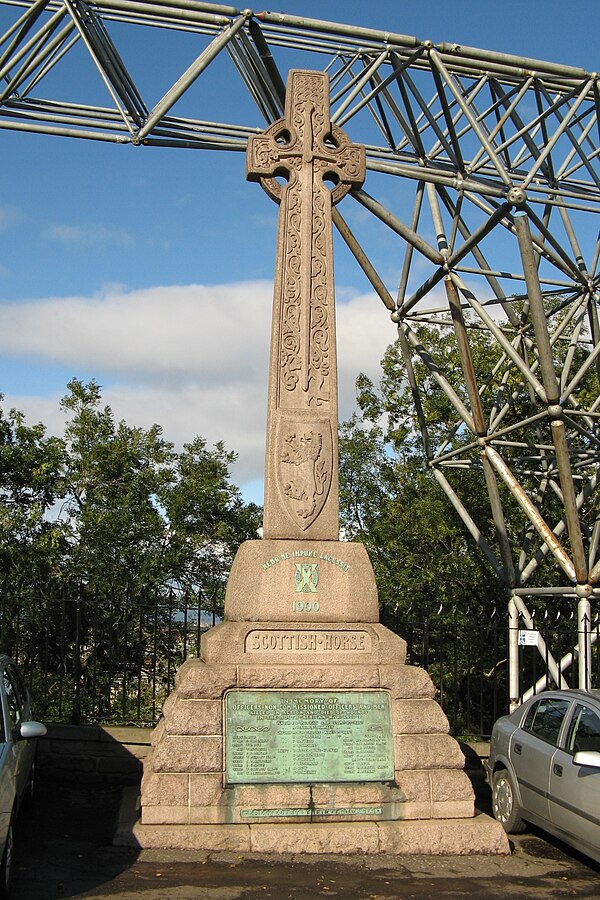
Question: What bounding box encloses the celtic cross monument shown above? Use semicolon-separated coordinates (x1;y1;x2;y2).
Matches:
135;71;508;856
247;68;364;540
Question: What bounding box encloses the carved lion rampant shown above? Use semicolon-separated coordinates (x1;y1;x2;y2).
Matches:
281;430;328;520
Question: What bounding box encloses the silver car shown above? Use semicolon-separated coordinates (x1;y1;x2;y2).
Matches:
487;688;600;863
0;656;46;897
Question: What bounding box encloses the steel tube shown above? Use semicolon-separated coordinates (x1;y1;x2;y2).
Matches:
0;0;50;67
247;17;285;106
512;594;570;693
437;185;520;326
136;10;249;141
434;40;590;81
485;445;576;582
428;63;465;171
508;593;520;709
462;192;583;279
426;182;449;255
0;116;131;140
0;20;75;104
397;181;424;305
445;276;485;434
400;202;513;316
397;324;432;460
63;0;135;135
431;467;503;575
365;159;506;199
330;49;388;124
93;0;232;25
255;10;422;50
590;519;600;571
429;48;512;187
512;587;581;596
402;323;476;431
522;204;587;285
520;469;599;585
551;420;588;582
562;336;600;401
351;189;443;264
482;453;516;586
0;3;67;83
468;77;534;175
536;80;600;191
450;274;547;403
588;556;600;584
332;207;395;311
559;296;589;392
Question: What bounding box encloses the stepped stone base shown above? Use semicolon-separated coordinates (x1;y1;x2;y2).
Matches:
131;814;510;855
138;618;509;854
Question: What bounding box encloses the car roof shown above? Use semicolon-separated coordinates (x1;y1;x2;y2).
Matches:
527;688;600;703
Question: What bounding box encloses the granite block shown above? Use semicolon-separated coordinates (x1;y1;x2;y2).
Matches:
152;735;222;774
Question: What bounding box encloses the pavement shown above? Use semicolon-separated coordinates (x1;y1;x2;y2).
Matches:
10;774;600;899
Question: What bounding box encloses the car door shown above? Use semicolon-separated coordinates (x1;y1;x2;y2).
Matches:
2;663;30;801
0;684;13;852
510;695;571;825
549;701;600;857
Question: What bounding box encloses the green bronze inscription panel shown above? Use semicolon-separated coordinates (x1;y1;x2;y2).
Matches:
225;690;394;784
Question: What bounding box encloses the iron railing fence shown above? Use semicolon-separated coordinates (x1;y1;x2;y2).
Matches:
1;589;598;736
0;586;223;727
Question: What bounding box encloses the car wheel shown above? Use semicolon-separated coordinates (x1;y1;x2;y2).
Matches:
0;817;14;899
492;769;527;833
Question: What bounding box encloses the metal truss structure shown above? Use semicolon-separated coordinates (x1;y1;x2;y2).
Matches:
1;1;599;705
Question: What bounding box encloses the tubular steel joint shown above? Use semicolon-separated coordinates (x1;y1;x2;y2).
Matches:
507;186;527;206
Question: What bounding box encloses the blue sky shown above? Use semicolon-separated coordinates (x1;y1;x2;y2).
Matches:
0;0;597;502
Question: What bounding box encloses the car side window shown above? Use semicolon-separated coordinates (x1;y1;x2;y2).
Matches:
522;696;570;745
3;669;24;732
566;704;600;754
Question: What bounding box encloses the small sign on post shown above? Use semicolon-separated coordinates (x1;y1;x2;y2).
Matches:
518;629;539;646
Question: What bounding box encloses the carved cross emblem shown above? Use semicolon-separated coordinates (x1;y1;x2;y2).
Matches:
247;69;365;209
247;70;365;539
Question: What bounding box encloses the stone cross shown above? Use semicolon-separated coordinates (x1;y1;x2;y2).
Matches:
247;69;365;540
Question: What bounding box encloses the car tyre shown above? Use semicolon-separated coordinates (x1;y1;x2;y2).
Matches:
0;817;14;899
492;769;527;833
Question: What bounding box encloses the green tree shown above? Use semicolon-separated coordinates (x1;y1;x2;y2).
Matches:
59;379;175;595
0;380;261;724
340;332;507;622
0;399;66;630
52;378;261;721
340;308;599;732
339;328;513;733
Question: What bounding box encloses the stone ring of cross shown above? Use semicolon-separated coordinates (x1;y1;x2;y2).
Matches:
254;119;364;206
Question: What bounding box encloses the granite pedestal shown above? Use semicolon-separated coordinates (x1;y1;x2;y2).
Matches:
136;540;509;855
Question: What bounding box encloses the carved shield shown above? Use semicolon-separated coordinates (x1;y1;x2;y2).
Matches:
275;417;333;530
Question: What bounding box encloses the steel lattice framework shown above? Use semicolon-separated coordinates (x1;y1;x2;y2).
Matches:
1;1;599;704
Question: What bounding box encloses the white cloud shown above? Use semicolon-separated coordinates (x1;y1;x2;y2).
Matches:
0;281;394;496
0;204;22;233
42;223;134;246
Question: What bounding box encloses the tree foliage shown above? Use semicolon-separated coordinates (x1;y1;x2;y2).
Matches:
0;379;261;722
339;326;517;734
340;333;507;624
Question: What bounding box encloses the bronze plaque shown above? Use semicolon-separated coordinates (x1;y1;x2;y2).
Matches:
225;690;394;784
